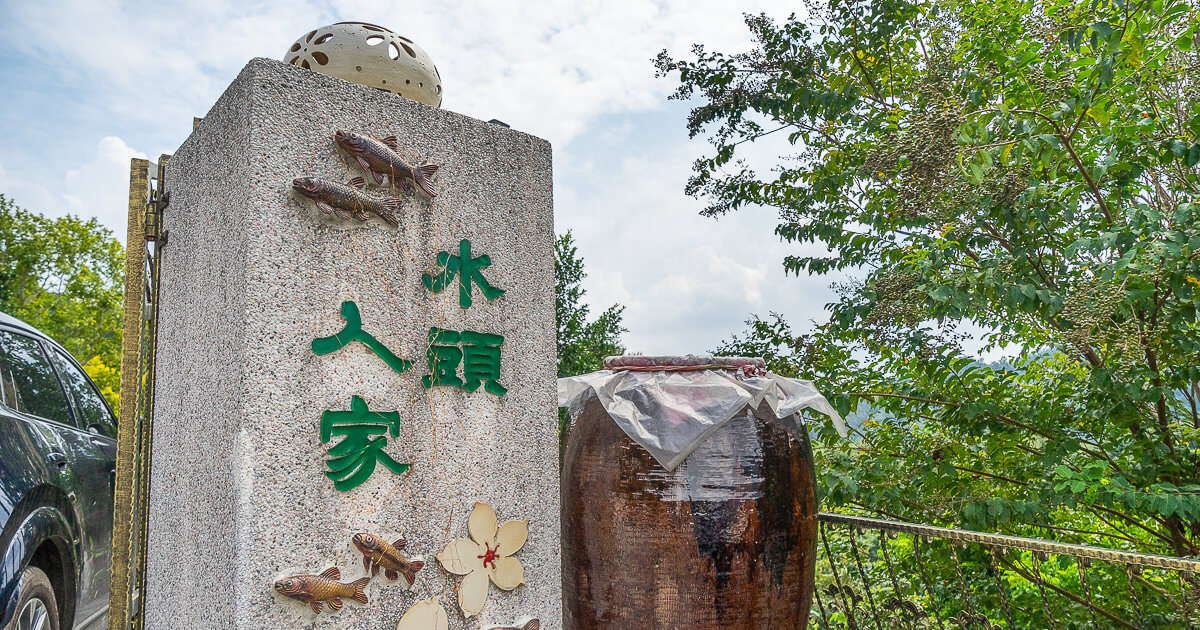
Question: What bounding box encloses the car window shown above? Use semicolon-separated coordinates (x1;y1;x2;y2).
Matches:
0;331;73;426
50;350;116;437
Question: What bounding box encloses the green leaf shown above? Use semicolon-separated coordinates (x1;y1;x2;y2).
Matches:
1098;55;1114;85
1169;139;1189;158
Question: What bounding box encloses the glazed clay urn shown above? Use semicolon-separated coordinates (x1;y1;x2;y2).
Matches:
284;22;442;106
559;356;841;629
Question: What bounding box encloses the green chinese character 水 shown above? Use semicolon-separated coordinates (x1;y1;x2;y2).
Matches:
422;239;506;308
312;300;413;374
320;395;410;491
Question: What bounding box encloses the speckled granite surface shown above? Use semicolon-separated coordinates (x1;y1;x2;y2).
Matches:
146;57;558;630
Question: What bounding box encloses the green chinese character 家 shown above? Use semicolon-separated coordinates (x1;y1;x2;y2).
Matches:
320;396;411;491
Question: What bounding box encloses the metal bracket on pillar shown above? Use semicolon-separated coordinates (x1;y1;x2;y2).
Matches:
145;190;168;245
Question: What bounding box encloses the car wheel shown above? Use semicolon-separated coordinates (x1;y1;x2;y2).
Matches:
5;567;59;630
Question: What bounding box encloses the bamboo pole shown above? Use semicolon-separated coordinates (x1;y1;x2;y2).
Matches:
109;157;150;630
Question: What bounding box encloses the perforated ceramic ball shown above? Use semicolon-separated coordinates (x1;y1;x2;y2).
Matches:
284;22;443;107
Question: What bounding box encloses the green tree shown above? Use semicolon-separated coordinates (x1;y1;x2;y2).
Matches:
658;0;1200;565
556;231;626;444
556;231;626;379
0;194;124;412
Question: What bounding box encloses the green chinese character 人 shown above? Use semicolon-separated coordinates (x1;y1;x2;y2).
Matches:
312;301;413;374
422;239;506;308
421;327;464;389
320;396;410;491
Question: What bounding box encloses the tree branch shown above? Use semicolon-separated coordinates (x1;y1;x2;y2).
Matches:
998;556;1139;630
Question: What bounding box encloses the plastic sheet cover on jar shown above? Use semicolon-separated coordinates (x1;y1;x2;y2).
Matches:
556;355;845;471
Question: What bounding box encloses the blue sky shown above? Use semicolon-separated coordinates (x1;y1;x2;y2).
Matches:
0;0;841;355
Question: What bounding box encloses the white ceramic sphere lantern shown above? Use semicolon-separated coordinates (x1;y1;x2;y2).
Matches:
284;22;443;107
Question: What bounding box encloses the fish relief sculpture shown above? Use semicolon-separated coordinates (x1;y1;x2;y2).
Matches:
334;129;439;197
352;532;425;586
292;176;401;227
273;567;369;614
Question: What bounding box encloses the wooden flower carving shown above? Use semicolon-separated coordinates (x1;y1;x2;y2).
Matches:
394;597;449;630
436;502;528;617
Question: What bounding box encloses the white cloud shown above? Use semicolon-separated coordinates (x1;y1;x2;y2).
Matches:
369;0;795;145
1;0;794;148
60;137;147;240
1;0;840;357
0;160;57;219
556;111;839;355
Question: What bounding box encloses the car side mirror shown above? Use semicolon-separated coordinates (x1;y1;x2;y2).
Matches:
87;423;112;438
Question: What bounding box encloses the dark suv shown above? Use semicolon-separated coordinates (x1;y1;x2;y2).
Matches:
0;312;116;630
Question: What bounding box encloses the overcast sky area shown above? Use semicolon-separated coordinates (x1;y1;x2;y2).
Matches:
0;0;845;356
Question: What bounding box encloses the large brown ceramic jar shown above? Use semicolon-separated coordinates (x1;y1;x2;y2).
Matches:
561;357;818;629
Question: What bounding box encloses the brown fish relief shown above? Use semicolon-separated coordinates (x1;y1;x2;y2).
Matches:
334;129;439;197
352;532;425;586
492;620;539;630
273;566;369;614
292;176;401;227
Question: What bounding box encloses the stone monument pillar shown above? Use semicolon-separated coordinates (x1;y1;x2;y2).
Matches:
145;57;559;629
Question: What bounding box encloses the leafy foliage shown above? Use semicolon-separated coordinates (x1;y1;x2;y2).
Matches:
0;194;124;412
556;231;627;445
659;0;1200;564
556;231;626;379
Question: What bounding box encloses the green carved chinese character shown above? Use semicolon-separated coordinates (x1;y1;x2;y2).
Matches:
421;327;463;389
422;239;506;308
461;331;507;395
420;328;507;395
320;395;410;491
312;300;413;374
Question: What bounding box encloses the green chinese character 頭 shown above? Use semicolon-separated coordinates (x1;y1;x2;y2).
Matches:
420;328;506;395
461;330;507;395
421;327;463;389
